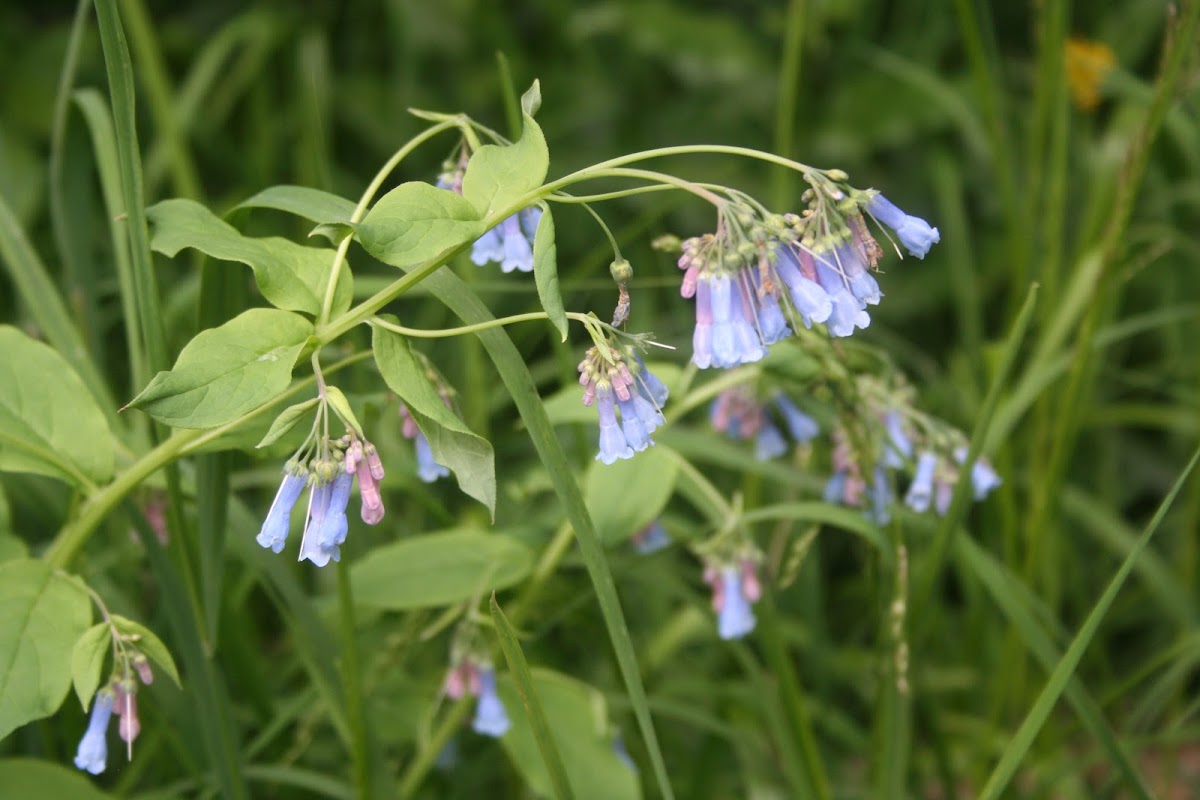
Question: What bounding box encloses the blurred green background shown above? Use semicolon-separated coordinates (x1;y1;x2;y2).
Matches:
1;0;1198;798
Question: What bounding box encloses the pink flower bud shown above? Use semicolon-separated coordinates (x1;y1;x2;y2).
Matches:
365;445;385;481
680;265;699;298
741;561;762;603
133;655;153;685
118;693;140;744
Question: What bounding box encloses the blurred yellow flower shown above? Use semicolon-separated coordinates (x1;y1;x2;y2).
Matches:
1065;37;1116;111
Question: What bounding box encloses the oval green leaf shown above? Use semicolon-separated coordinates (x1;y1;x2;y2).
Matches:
533;206;568;341
127;308;314;429
586;447;678;546
70;623;110;711
351;529;533;610
232;184;356;225
0;327;115;487
356;182;483;269
0;560;92;740
110;614;181;688
256;397;320;449
0;759;114;799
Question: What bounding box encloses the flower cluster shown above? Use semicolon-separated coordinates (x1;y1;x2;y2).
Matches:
471;206;542;273
678;191;939;366
444;657;511;738
579;344;669;464
256;433;386;567
704;558;763;640
399;403;450;483
74;651;154;775
710;388;820;461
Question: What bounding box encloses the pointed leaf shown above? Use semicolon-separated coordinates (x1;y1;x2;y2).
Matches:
256;397;320;449
356;182;483;269
0;560;92;739
147;198;353;317
0;759;114;799
372;322;496;515
110;614;181;688
323;386;363;438
127;308;314;429
0;327;115;488
533;206;568;341
71;623;110;712
232;184;356;225
461;101;548;218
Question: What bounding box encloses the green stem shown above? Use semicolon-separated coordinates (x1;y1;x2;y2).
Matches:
337;561;371;800
318;119;462;325
369;310;623;340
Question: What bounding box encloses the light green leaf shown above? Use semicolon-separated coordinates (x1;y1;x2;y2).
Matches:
356;182;483;269
373;322;496;515
0;560;92;740
0;759;114;799
110;614;182;688
256;397;320;449
0;326;114;488
586;447;677;546
521;80;542;117
147;198;353;317
461;87;549;217
533;206;568;341
128;309;313;429
232;184;356;224
324;386;362;438
0;536;26;563
499;668;641;800
351;529;533;610
70;623;110;711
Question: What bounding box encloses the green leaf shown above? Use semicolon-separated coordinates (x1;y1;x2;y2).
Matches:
586;447;677;546
521;80;542;116
0;560;92;740
232;184;356;224
110;614;182;688
128;308;313;429
351;528;533;610
0;536;26;563
147;198;353;317
372;322;496;516
71;623;110;711
461;89;549;217
323;386;363;438
0;759;114;799
256;397;320;449
533;206;568;341
499;668;641;800
0;326;115;488
356;182;483;269
490;595;574;800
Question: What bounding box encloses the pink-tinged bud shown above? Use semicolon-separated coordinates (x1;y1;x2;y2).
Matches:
707;569;726;612
741;561;762;603
358;468;385;526
133;655;153;685
402;417;419;439
467;663;482;697
118;694;140;744
581;383;597;406
797;249;818;281
444;663;468;699
677;253;691;271
843;476;866;506
612;375;631;402
680;265;699;298
345;440;362;475
365;445;385;481
617;364;634;388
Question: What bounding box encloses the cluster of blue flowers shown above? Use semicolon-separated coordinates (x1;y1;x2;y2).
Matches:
704;559;762;640
256;434;386;567
444;657;511;738
678;194;940;368
399;403;450;483
578;344;670;464
75;653;154;775
710;389;821;461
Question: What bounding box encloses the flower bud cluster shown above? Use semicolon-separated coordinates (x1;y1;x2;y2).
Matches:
578;343;669;464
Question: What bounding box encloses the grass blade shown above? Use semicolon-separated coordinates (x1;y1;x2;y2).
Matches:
976;443;1200;800
490;593;575;800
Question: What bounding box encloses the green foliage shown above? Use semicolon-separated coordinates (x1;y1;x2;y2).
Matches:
356;182;483;268
0;759;113;799
128;308;313;428
585;446;678;545
351;529;533;610
532;205;569;341
461;83;549;217
0;561;91;739
0;327;114;488
69;623;110;712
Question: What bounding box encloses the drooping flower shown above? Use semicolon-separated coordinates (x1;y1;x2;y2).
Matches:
255;468;306;554
773;246;833;330
632;520;671;554
954;446;1002;500
754;420;788;461
580;344;668;464
774;395;820;443
472;666;511;737
905;451;938;513
812;254;871;337
74;690;114;775
706;562;760;640
867;465;893;525
346;438;386;524
114;682;140;747
298;467;352;567
866;194;941;259
400;403;450;482
471;207;541;273
882;410;914;468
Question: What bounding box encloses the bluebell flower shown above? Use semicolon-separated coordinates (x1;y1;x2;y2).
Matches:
824;470;848;504
774;396;820;443
256;471;306;553
415;433;450;482
632;521;671;554
774;248;832;329
754;283;792;344
882;411;914;468
711;275;766;368
714;565;757;640
905;451;938;512
867;466;893;525
632;355;669;407
299;477;341;567
74;690;114;775
471;667;511;737
954;447;1002;500
470;207;540;273
595;386;634;464
866;194;941;259
755;420;788;461
691;278;715;368
617;394;660;452
813;258;871;337
314;470;352;550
